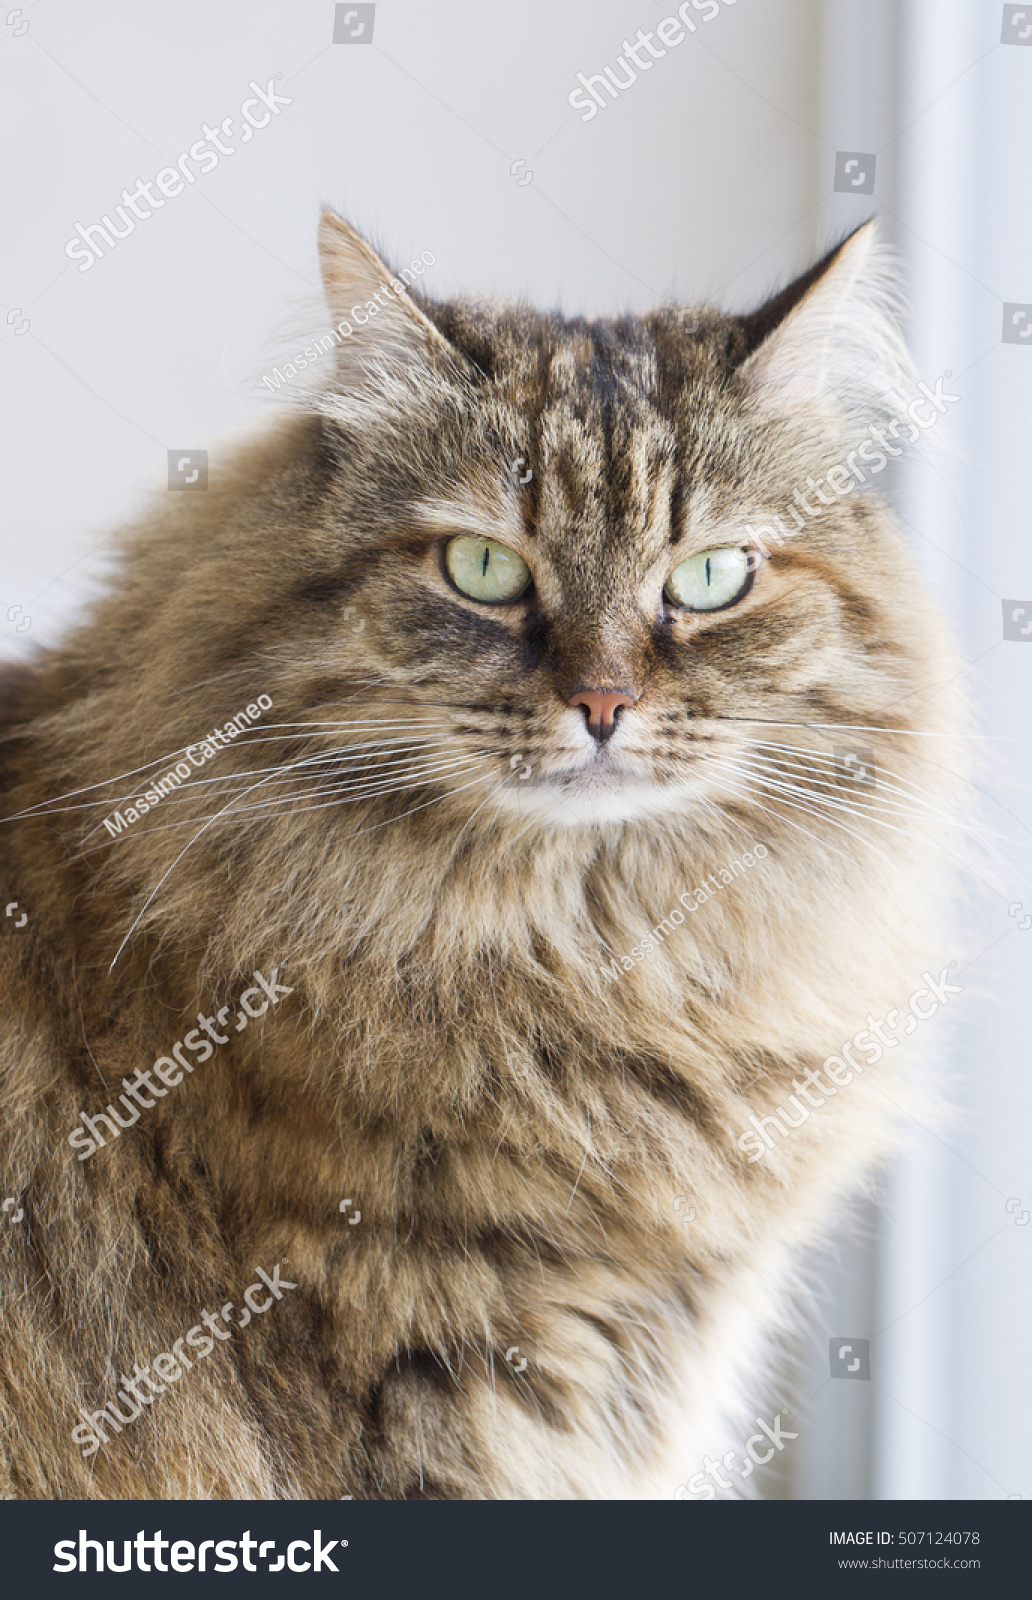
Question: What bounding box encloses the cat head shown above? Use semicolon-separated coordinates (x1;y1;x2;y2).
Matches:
286;214;945;835
37;211;955;976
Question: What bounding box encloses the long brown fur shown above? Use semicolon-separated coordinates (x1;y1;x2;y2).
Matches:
0;216;960;1498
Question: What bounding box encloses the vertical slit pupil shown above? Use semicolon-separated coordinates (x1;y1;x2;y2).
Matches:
481;547;491;577
705;557;712;586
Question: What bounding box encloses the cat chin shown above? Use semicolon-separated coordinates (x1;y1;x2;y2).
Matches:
489;769;693;828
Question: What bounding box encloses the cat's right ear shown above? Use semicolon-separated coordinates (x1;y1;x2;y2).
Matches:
317;213;451;388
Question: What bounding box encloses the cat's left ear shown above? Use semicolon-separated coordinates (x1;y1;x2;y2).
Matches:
317;212;451;386
738;222;913;424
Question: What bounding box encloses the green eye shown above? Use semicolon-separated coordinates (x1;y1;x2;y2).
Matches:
664;547;751;612
445;535;531;603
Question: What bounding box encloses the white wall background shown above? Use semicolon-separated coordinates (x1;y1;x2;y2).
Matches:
1;0;1028;1499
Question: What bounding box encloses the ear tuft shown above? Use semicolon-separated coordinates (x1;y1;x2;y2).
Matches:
739;222;918;439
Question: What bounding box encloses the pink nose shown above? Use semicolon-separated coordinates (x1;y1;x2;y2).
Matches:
569;687;637;744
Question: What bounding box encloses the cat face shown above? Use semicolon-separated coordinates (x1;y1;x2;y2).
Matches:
303;218;939;833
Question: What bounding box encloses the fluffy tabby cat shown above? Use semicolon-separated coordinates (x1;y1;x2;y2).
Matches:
0;215;958;1499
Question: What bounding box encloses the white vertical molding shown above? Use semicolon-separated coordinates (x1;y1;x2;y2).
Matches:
805;0;997;1503
943;0;1032;1502
874;0;986;1501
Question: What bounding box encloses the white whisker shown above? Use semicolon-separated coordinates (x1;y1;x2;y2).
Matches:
347;769;494;841
703;762;900;871
736;748;977;833
68;739;459;846
107;749;340;970
87;755;488;855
